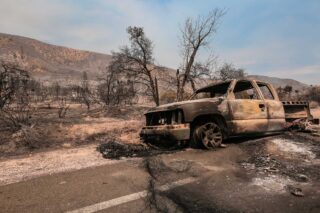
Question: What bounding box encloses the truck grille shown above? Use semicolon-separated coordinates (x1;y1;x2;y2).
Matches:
145;110;183;126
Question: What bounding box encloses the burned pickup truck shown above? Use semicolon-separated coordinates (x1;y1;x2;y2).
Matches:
140;79;314;149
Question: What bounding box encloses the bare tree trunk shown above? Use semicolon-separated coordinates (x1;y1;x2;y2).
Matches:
190;79;197;93
176;69;180;101
177;9;224;101
154;76;159;106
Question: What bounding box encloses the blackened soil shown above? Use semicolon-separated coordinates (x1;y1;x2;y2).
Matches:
96;131;320;212
97;139;181;159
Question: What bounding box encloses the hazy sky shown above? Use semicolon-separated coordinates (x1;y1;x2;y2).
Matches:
0;0;319;84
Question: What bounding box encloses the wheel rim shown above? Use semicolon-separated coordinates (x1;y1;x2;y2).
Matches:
197;123;223;149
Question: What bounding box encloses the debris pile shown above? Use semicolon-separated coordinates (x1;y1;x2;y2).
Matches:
248;154;281;173
239;134;320;197
98;140;151;159
305;124;320;137
287;119;320;137
97;139;179;159
286;185;304;197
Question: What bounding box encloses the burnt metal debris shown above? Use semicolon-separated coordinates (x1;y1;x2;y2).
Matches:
97;140;150;159
140;79;319;149
97;139;182;159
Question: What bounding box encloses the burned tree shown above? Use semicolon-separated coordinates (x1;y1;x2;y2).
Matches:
98;61;137;106
49;82;61;101
215;63;246;81
188;57;217;92
79;71;92;110
284;85;293;98
57;97;70;118
110;26;160;106
306;86;320;103
277;85;293;101
0;63;34;130
177;9;225;100
0;63;29;109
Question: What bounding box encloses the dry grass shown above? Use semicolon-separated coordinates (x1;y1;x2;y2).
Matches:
0;103;149;157
66;117;143;143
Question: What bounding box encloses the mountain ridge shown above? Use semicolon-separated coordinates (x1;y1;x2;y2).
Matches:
0;32;309;90
0;32;112;82
247;75;308;90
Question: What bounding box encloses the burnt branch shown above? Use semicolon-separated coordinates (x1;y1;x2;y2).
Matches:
177;9;225;100
107;26;161;106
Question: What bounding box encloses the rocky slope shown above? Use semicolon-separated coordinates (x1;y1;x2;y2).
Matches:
0;33;112;84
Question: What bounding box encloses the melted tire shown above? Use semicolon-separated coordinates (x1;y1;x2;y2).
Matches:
191;122;223;149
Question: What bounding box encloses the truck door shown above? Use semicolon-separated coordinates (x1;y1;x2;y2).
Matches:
256;82;286;131
228;80;268;134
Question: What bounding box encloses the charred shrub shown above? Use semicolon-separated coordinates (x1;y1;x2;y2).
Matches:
12;125;43;149
0;63;34;131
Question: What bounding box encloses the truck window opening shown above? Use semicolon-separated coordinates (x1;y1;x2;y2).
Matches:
258;83;274;100
191;82;231;100
233;81;260;100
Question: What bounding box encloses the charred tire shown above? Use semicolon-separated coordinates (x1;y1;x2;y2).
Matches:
191;122;223;149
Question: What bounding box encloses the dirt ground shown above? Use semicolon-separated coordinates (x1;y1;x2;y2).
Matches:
0;144;125;186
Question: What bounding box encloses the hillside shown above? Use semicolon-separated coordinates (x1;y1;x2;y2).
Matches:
0;33;112;83
247;75;308;90
0;33;309;90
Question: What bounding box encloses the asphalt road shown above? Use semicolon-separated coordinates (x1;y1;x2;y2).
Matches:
1;133;320;213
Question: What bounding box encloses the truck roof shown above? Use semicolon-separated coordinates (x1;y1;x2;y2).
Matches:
196;80;233;93
196;79;270;93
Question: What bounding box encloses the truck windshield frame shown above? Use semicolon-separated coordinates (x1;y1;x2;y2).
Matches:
190;81;231;100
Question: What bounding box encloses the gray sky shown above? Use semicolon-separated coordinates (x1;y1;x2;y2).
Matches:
0;0;319;84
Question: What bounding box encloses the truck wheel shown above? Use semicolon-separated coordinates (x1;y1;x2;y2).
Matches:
193;122;223;149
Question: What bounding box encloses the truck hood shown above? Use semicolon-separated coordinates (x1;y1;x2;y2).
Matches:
146;98;222;113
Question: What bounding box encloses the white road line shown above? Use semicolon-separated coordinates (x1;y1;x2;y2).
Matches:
66;177;197;213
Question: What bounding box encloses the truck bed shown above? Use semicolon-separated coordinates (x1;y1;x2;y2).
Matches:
282;101;313;122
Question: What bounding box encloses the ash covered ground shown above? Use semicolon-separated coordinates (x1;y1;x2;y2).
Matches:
99;131;320;212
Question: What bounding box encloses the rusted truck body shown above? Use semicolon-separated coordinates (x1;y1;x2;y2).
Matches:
140;79;313;149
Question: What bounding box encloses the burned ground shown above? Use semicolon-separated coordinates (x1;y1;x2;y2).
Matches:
240;132;320;184
128;132;320;213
